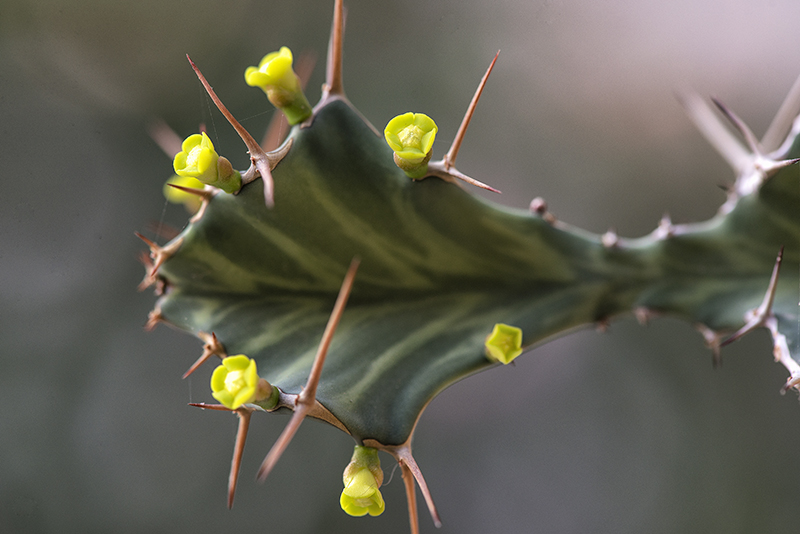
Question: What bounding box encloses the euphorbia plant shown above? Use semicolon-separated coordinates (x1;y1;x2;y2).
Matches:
139;1;799;532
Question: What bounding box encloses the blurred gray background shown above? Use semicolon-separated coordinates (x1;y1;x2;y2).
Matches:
2;0;800;532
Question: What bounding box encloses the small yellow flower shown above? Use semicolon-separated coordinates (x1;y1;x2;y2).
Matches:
245;47;312;125
210;355;260;409
485;323;523;364
384;112;438;163
245;47;298;94
172;133;241;194
384;113;438;179
340;446;385;517
163;174;204;212
173;132;219;183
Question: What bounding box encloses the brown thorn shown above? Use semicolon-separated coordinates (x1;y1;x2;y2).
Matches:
136;252;157;291
449;167;501;193
199;331;226;354
759;246;784;319
144;309;164;331
256;258;361;482
135;231;159;253
427;162;501;193
184;332;227;379
711;96;762;155
712;347;722;369
137;250;153;270
135;233;184;290
444;51;500;170
147;118;183;158
761;74;800;152
188;402;233;411
228;409;252;509
394;446;441;528
770;157;800;172
255;402;309;482
182;352;216;380
695;323;722;368
186;55;275;207
167;183;213;201
782;375;800;393
323;0;345;98
721;246;784;347
677;91;749;173
401;461;420;534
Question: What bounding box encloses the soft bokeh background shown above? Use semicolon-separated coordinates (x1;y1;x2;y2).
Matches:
2;0;799;532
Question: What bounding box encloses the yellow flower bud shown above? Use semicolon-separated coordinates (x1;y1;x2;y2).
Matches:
385;113;438;162
245;47;312;125
340;446;385;517
210;355;260;409
173;132;219;183
485;323;523;364
384;113;438;179
173;132;241;193
245;47;297;94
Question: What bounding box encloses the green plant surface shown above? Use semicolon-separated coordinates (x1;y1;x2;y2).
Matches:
139;2;799;530
9;1;800;532
153;97;798;446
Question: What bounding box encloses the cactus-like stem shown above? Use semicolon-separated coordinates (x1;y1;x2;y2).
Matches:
140;3;800;530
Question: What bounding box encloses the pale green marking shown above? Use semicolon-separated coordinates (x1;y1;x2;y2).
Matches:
342;295;485;402
245;213;344;290
241;302;324;357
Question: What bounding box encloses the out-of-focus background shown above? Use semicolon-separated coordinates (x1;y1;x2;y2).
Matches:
2;0;799;532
